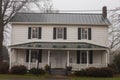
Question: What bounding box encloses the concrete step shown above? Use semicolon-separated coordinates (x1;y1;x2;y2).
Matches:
50;69;66;75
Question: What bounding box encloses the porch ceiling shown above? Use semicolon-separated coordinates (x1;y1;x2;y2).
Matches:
9;42;108;50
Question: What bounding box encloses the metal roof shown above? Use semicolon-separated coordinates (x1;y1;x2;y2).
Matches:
10;13;110;25
9;42;108;50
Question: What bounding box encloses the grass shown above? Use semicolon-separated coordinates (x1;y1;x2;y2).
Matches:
0;74;49;80
72;76;120;80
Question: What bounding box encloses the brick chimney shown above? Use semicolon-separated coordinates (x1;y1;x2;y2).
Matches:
102;6;107;18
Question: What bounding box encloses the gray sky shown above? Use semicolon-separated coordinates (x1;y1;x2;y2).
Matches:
52;0;120;12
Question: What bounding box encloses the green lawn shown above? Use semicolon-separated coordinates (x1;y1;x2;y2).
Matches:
0;74;49;80
72;76;120;80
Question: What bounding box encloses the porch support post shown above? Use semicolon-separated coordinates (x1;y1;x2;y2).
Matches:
48;50;50;65
9;49;13;70
28;49;31;70
106;49;109;67
67;50;70;66
87;51;89;67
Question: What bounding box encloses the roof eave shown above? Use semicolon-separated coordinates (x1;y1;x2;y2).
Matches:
10;22;109;26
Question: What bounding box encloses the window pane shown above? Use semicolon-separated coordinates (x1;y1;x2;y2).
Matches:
32;28;38;38
31;50;38;62
57;28;63;39
81;28;88;39
81;51;87;64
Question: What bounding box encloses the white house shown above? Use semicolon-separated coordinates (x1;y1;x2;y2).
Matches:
9;6;110;70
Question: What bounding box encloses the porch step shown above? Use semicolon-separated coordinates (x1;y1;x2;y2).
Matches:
50;68;66;75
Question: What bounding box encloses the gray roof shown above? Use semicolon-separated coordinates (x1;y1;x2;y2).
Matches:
9;42;108;50
10;13;110;25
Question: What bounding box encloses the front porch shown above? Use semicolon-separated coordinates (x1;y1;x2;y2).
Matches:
10;50;109;70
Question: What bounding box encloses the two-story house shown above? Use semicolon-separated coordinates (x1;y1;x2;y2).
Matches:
9;6;110;70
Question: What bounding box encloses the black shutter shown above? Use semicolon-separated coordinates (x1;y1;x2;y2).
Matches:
28;27;31;39
38;27;41;39
26;50;29;62
88;28;91;40
38;50;42;63
78;28;81;40
77;50;80;64
89;50;93;64
53;28;56;39
64;28;67;40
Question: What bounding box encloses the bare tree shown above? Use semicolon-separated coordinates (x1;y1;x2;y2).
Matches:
109;7;120;51
0;0;30;61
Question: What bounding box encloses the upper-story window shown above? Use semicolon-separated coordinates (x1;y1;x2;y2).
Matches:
28;27;41;39
57;28;64;39
81;28;88;39
53;27;67;40
32;27;39;38
78;28;91;40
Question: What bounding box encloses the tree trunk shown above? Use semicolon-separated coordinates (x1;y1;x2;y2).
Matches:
0;0;3;62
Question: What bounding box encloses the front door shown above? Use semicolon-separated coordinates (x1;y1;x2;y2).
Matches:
51;51;67;68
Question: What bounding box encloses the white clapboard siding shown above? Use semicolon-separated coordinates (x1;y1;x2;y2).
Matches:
11;24;108;47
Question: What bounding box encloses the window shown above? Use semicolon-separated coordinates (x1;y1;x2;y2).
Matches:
78;28;91;40
32;27;39;38
81;51;87;64
81;28;88;39
77;51;93;64
28;27;41;39
57;28;64;39
53;27;67;39
26;50;42;63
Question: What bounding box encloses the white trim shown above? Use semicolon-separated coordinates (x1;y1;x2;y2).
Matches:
10;22;109;26
67;50;70;66
10;47;108;51
28;50;31;69
105;51;108;67
87;51;89;67
48;50;50;65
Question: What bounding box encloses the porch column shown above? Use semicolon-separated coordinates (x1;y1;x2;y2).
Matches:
9;49;14;69
67;50;70;66
28;49;31;70
87;51;89;67
106;49;109;67
48;50;50;65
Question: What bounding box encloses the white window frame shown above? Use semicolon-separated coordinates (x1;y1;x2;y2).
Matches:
81;28;88;39
31;27;39;39
56;27;64;39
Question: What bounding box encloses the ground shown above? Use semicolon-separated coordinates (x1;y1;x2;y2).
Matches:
0;74;120;80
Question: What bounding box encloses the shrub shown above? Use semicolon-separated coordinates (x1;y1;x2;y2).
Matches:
113;54;120;73
74;67;116;77
108;64;118;74
45;65;51;71
86;67;115;77
10;65;27;75
0;62;9;74
29;68;45;75
66;66;72;71
74;69;86;76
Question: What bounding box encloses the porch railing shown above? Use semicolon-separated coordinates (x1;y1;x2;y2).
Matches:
69;63;106;70
11;62;47;69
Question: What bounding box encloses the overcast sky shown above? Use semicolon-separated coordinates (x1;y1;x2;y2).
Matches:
52;0;120;12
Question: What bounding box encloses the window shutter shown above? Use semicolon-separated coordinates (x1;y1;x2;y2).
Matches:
77;50;80;64
88;28;92;40
53;28;56;39
38;27;41;39
78;28;81;40
26;50;29;62
28;27;31;39
89;50;93;64
64;28;67;40
38;50;42;63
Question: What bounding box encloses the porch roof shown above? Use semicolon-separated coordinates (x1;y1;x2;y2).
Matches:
9;42;108;50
